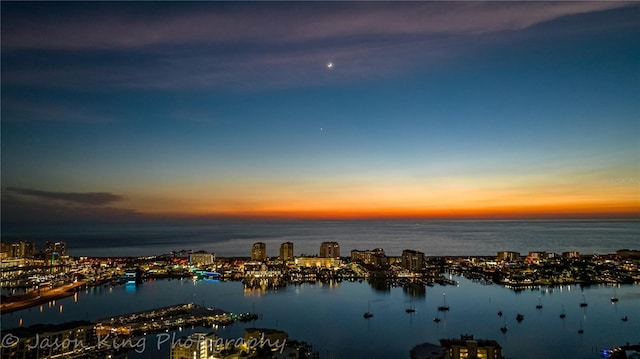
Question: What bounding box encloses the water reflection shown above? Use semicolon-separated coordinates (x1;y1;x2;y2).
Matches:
2;276;638;359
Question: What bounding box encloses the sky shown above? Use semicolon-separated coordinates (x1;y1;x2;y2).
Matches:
1;1;639;223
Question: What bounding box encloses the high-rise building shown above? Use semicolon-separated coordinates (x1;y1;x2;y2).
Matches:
401;249;424;271
251;242;267;261
8;241;35;259
44;241;67;261
351;248;386;266
279;242;294;261
320;242;340;258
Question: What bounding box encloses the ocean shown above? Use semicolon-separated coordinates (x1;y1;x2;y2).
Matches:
2;220;639;257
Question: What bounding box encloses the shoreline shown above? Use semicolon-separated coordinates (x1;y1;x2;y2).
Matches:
1;281;86;314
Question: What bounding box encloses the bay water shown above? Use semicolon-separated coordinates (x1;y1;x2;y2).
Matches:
2;277;639;358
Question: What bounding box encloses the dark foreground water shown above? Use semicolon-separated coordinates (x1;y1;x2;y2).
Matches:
2;276;639;359
2;220;639;257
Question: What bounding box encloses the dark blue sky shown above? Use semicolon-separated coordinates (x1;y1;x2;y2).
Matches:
1;2;638;221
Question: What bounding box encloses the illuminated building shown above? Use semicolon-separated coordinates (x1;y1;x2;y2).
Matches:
320;241;340;258
251;242;267;261
190;251;215;265
496;251;520;262
526;251;548;264
0;242;9;259
170;332;218;359
562;251;580;259
0;321;96;359
402;249;425;271
124;268;142;285
295;257;341;268
440;334;503;359
8;241;36;259
279;242;294;262
351;248;387;267
244;263;282;278
44;241;67;263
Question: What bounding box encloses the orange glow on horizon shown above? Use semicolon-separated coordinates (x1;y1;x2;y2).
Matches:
148;202;639;221
126;173;639;221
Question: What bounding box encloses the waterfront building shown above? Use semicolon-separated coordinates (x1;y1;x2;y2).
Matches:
190;251;215;265
9;241;36;259
0;320;96;359
280;242;294;262
351;248;387;267
251;242;267;261
124;268;143;284
170;332;218;359
44;241;67;263
295;257;341;268
402;249;425;271
320;241;340;258
244;263;283;278
496;251;520;262
526;251;547;264
440;334;503;359
562;251;580;259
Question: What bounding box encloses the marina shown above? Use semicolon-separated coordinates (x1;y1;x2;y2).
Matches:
2;275;638;358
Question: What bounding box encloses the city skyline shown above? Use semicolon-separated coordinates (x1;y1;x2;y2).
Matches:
2;2;639;223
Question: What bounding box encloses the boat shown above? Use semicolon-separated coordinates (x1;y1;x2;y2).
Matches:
500;323;508;333
433;316;441;323
580;293;588;307
621;316;628;322
559;305;566;319
406;297;416;313
363;301;373;319
516;313;524;322
497;311;503;317
437;293;450;312
536;296;543;309
611;287;619;303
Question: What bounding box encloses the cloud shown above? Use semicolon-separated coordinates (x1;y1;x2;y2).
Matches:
5;187;123;205
0;2;635;92
1;187;138;223
1;2;632;50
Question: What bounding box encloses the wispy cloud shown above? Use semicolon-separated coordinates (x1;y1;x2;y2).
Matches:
1;2;631;50
1;2;634;91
